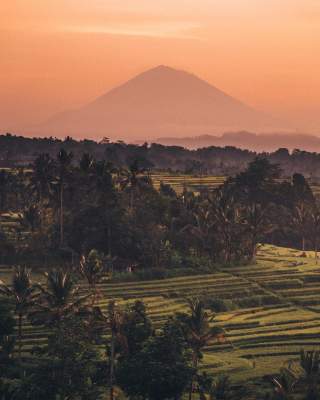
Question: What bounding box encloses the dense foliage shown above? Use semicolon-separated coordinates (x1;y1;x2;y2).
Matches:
1;144;320;398
1;147;320;273
2;133;320;178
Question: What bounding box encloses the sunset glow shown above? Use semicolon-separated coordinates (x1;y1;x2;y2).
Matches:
1;0;320;135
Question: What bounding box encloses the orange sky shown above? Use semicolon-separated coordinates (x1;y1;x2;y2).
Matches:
1;0;320;134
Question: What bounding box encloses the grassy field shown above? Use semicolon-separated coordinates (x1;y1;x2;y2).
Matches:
1;244;320;383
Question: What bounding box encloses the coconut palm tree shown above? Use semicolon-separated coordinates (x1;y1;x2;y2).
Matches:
243;202;274;261
108;300;119;400
179;298;225;400
0;266;37;364
119;160;148;210
291;202;311;251
309;205;320;263
0;169;11;211
299;349;320;390
19;204;39;233
270;368;297;400
34;269;89;329
80;249;104;306
93;160;116;205
180;203;215;257
94;300;127;400
79;152;94;174
211;192;241;263
29;153;54;230
56;149;73;246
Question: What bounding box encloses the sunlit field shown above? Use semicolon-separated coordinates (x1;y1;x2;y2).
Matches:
2;244;320;385
151;173;226;194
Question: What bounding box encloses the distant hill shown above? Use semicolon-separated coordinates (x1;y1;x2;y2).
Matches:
155;131;320;152
32;66;285;140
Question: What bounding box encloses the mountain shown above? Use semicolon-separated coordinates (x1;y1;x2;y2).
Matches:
155;132;320;152
32;65;286;140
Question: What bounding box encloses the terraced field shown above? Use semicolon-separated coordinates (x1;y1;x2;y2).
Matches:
1;244;320;382
151;173;226;194
151;173;320;197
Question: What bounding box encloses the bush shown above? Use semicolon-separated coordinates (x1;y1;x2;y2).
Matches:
111;253;218;283
237;295;281;308
207;298;237;312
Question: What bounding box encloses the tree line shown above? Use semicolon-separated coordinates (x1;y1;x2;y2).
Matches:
1;151;320;272
2;133;320;178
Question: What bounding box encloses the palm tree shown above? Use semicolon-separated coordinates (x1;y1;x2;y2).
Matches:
29;153;54;230
211;192;241;263
270;368;297;400
94;300;127;400
79;152;94;174
179;298;225;400
198;374;234;400
20;204;39;233
309;205;320;263
180;203;214;257
108;300;118;400
34;269;88;329
0;266;37;364
80;249;104;306
0;169;11;211
291;202;311;251
299;350;320;389
56;149;73;246
119;160;148;210
93;160;116;204
243;202;273;261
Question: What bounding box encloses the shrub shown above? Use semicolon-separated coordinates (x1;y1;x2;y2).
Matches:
237;295;281;308
207;298;237;312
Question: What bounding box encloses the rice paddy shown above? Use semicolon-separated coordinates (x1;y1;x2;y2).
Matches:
1;244;320;382
151;173;226;194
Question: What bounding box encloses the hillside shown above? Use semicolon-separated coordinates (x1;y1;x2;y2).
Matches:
32;66;283;140
1;244;320;384
156;131;320;152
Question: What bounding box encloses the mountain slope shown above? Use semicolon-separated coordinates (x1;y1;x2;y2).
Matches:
34;65;284;139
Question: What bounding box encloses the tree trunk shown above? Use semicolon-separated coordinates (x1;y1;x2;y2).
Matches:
108;225;112;256
18;312;23;369
39;191;43;232
302;236;305;252
60;183;64;247
189;354;198;400
251;236;257;262
130;188;134;212
110;330;115;400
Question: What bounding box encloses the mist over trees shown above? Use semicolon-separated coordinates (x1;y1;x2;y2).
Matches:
2;133;320;179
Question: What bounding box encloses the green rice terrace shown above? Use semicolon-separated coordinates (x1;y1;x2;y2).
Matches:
151;173;226;194
151;172;320;196
1;244;320;383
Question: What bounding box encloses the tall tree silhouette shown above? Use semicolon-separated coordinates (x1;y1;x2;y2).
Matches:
56;149;73;246
120;160;148;211
0;266;37;365
29;153;53;230
0;170;11;211
178;298;224;400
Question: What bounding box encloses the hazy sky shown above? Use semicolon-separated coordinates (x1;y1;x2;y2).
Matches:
1;0;320;133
